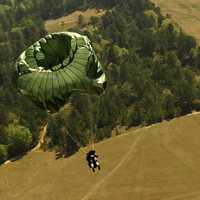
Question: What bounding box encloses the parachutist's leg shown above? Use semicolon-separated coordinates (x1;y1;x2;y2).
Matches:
96;161;100;170
92;167;95;172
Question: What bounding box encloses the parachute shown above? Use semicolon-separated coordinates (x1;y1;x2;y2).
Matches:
16;32;106;112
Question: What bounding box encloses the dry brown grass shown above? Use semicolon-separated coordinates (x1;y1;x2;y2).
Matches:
1;112;200;199
152;0;200;43
45;8;106;33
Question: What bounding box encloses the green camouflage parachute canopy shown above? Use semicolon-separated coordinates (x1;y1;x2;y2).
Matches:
16;32;106;112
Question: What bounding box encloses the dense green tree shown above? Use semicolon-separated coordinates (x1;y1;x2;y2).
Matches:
0;144;7;164
5;123;32;157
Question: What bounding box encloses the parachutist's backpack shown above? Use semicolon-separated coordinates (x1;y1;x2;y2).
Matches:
86;150;96;162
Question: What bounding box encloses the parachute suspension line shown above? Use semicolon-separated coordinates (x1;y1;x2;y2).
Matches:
67;131;81;148
92;136;95;150
90;96;101;151
66;130;87;154
42;100;49;116
89;136;95;151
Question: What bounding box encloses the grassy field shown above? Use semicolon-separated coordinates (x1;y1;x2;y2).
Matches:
45;8;106;33
152;0;200;43
0;112;200;200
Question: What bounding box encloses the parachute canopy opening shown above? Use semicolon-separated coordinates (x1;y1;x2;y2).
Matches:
16;32;106;112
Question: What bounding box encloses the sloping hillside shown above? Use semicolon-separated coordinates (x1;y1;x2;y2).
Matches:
0;113;200;200
152;0;200;42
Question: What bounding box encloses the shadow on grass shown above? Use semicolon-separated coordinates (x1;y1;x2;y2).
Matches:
3;152;28;165
10;152;27;162
55;145;79;160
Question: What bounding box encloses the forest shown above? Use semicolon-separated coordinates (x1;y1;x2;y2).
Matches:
0;0;200;163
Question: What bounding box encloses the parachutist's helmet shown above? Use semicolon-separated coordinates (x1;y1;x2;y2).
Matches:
16;32;106;112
